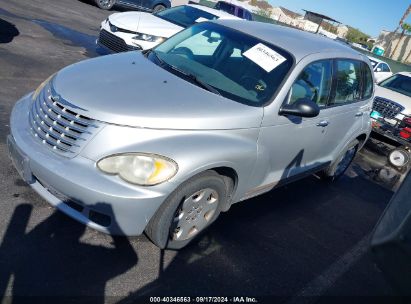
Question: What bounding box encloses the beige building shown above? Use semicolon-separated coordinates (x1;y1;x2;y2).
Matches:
375;30;411;63
270;7;302;27
336;25;349;38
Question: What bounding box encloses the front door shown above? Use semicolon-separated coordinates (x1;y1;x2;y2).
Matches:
256;59;334;187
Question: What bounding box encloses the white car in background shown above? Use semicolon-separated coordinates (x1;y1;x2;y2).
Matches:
367;56;393;83
370;73;411;167
98;4;240;52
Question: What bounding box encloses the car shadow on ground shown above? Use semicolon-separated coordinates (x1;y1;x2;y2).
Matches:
118;171;394;301
0;203;138;303
0;165;394;302
0;18;19;44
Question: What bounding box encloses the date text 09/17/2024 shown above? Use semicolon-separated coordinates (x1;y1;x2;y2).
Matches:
149;297;258;303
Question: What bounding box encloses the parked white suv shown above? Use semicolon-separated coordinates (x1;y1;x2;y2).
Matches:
368;56;393;83
370;72;411;167
98;4;239;52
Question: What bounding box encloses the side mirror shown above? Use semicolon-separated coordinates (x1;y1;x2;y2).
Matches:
279;98;320;118
376;67;382;72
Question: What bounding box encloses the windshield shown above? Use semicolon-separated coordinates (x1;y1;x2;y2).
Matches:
154;6;219;28
379;74;411;98
150;22;293;106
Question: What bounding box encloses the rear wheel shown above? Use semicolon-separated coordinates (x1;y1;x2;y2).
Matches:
145;171;227;249
321;139;359;181
95;0;116;10
153;4;166;12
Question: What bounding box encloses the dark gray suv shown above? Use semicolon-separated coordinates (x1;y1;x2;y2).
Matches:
94;0;171;12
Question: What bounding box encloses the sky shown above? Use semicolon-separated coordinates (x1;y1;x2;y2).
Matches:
267;0;410;37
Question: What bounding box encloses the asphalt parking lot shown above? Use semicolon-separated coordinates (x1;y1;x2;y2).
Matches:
0;0;400;302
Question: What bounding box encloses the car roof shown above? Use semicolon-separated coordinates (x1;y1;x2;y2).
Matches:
211;19;367;62
367;56;388;65
188;4;241;20
397;72;411;78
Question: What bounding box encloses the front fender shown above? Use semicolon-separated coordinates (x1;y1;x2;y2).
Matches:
80;125;260;202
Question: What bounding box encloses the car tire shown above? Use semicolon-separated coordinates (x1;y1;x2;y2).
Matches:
320;139;359;181
153;4;166;12
95;0;116;10
145;171;228;249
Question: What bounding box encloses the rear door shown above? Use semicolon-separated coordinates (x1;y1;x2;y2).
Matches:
320;59;369;160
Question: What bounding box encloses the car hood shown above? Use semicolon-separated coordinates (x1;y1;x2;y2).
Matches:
375;85;411;115
51;52;263;130
109;12;183;37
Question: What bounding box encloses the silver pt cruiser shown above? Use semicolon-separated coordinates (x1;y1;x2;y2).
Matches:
8;20;374;249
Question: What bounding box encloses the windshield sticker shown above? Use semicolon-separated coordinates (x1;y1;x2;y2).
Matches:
195;17;209;23
243;43;287;72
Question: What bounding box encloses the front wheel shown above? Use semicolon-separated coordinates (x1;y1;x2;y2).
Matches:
320;139;359;181
145;171;228;249
95;0;116;10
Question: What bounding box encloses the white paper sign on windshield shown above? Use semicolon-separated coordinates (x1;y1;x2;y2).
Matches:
243;43;287;72
195;17;209;23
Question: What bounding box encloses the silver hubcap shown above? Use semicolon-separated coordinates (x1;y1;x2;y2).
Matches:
154;5;165;12
335;146;356;176
171;188;219;241
99;0;112;7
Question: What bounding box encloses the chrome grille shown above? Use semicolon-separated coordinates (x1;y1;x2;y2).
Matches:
29;87;100;156
98;29;140;53
372;96;405;119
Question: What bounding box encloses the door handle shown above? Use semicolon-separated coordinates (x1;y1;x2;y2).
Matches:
355;112;363;117
316;120;329;127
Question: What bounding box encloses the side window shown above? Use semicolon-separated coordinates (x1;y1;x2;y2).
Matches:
375;63;382;72
237;8;244;18
288;60;332;106
245;11;252;20
362;62;374;99
219;2;235;14
382;64;391;72
331;59;362;105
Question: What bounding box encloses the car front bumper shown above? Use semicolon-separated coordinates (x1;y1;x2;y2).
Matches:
8;95;173;235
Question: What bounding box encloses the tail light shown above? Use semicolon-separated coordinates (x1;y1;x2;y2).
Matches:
403;117;411;126
399;127;411;139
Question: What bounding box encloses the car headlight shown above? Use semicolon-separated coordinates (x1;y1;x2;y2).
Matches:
97;153;178;186
32;73;55;101
132;33;165;43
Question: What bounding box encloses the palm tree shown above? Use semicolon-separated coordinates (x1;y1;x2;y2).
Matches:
388;5;411;59
403;26;411;63
390;22;411;60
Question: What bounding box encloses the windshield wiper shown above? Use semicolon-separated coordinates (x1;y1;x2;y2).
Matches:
184;73;221;96
149;50;221;96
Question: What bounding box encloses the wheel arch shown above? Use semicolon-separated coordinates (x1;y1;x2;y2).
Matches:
210;166;238;211
356;133;369;149
151;0;171;9
174;164;241;212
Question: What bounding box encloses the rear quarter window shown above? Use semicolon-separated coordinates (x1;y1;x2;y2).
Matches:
362;62;374;99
